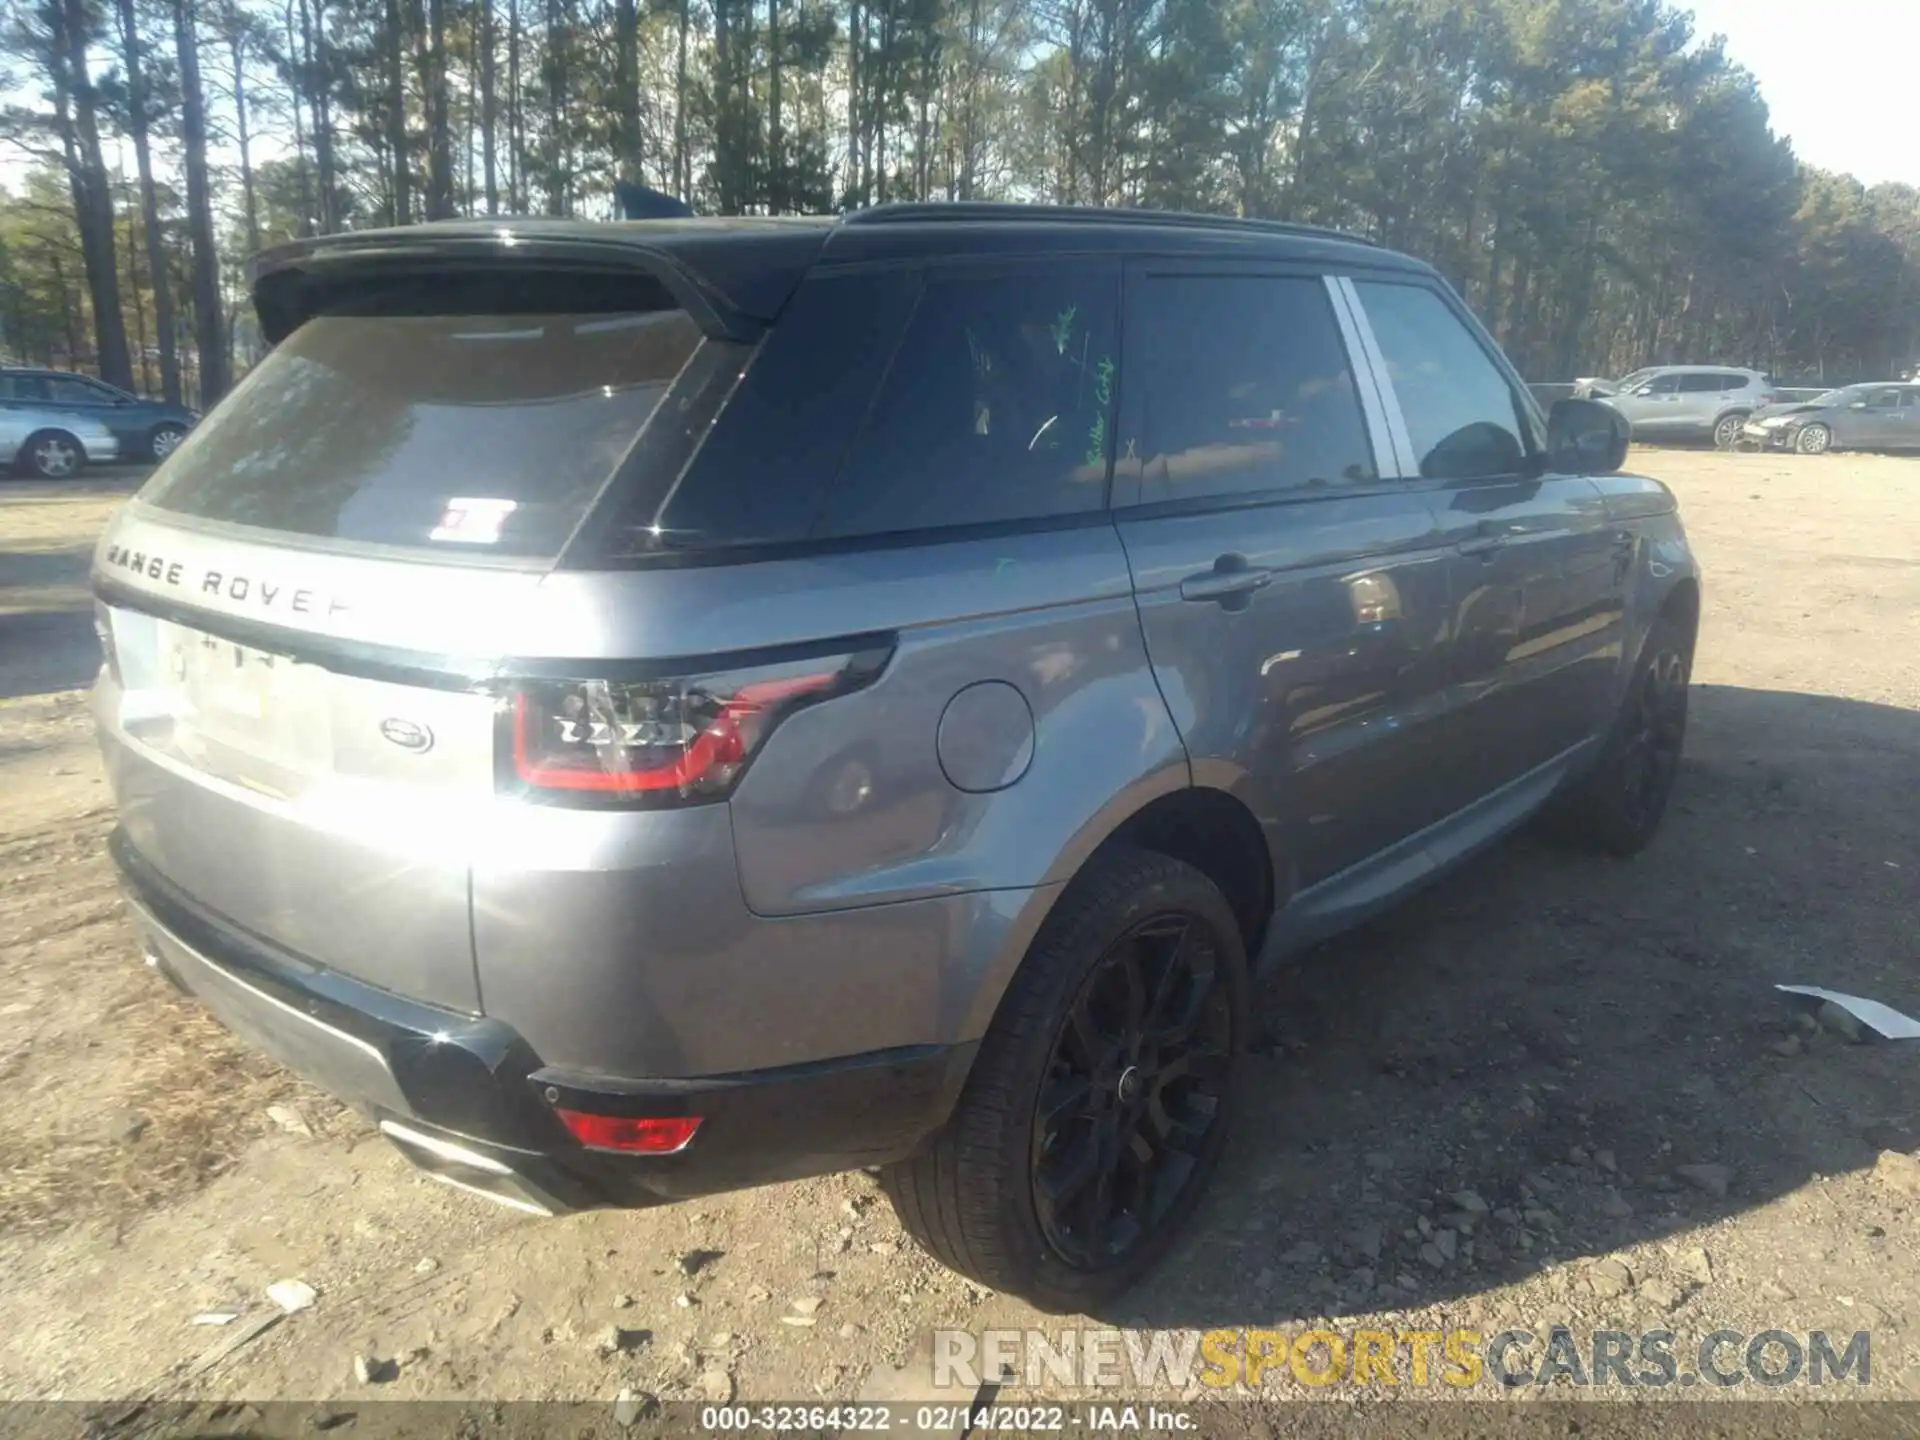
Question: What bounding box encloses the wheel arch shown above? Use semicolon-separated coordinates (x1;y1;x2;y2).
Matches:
955;783;1276;1048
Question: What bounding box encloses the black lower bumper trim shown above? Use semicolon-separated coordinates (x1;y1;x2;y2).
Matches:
109;828;974;1207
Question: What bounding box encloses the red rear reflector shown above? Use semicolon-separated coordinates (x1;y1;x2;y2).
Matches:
555;1109;701;1154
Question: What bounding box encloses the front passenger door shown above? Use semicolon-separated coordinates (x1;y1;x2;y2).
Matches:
1616;372;1682;435
1845;387;1906;448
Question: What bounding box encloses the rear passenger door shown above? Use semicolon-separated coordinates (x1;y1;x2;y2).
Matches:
1347;277;1621;807
1112;264;1456;899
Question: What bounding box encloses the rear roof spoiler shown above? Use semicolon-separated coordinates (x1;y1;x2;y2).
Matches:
248;220;833;346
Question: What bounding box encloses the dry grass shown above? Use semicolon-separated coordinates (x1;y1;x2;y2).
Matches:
0;740;356;1240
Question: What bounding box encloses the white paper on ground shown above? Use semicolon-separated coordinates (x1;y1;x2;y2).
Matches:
1776;984;1920;1040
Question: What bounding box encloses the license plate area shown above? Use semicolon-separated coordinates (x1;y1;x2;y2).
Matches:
110;613;329;795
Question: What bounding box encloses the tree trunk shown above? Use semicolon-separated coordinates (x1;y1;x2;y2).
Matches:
422;0;454;216
118;0;182;401
507;0;523;210
615;0;639;182
301;0;340;232
385;0;413;223
124;198;151;395
230;27;262;254
845;0;861;204
479;0;499;212
175;0;228;404
673;0;689;199
767;0;782;207
285;0;316;236
55;0;135;389
544;0;568;214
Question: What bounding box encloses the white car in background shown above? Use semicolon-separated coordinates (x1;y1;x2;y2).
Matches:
0;406;121;478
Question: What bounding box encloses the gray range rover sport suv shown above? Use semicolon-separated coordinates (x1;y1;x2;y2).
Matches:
91;203;1698;1312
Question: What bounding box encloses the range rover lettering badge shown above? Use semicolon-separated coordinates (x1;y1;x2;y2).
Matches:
379;718;434;753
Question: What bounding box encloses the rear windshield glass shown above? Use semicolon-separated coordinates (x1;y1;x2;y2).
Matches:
141;310;703;558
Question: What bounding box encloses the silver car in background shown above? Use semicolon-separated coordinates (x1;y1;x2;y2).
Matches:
1582;366;1775;449
1;405;121;478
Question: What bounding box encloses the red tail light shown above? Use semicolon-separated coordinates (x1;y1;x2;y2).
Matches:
502;642;890;806
556;1109;701;1154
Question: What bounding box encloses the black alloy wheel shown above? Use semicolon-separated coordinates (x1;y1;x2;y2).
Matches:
1030;912;1233;1268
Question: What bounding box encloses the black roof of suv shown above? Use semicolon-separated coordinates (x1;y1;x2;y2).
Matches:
248;203;1425;347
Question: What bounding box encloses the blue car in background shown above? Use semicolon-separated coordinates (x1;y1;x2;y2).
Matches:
0;369;198;462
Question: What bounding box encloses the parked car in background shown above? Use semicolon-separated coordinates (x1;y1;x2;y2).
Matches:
1741;382;1920;454
1587;366;1775;449
1;405;120;478
0;369;197;461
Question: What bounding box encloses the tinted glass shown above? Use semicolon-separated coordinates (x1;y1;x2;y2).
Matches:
142;310;702;558
3;375;51;401
1354;280;1527;480
1902;390;1920;409
1124;275;1375;503
813;264;1118;538
651;268;922;550
1722;373;1755;389
1866;388;1902;408
1677;373;1723;393
1646;374;1682;394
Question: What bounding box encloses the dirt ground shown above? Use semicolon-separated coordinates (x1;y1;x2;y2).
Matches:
2;451;1918;1419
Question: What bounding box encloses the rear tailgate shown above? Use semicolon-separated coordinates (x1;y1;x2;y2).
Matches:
95;522;537;1013
93;276;724;1015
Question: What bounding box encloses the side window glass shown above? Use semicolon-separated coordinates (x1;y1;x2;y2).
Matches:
8;376;53;401
1122;274;1376;504
1647;374;1681;394
1678;373;1721;393
1869;389;1901;409
46;377;99;404
1353;280;1528;481
813;264;1118;539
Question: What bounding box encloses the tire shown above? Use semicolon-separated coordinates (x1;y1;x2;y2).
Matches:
1542;614;1692;856
149;422;187;461
16;430;85;480
1712;412;1748;450
881;848;1249;1313
1795;423;1832;455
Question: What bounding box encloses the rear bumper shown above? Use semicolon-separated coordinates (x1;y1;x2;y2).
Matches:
111;829;974;1212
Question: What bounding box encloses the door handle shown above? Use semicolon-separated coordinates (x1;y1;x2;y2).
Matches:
1179;556;1274;606
1456;533;1507;558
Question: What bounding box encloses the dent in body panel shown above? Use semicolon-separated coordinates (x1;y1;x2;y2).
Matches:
469;797;1061;1075
725;525;1187;913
